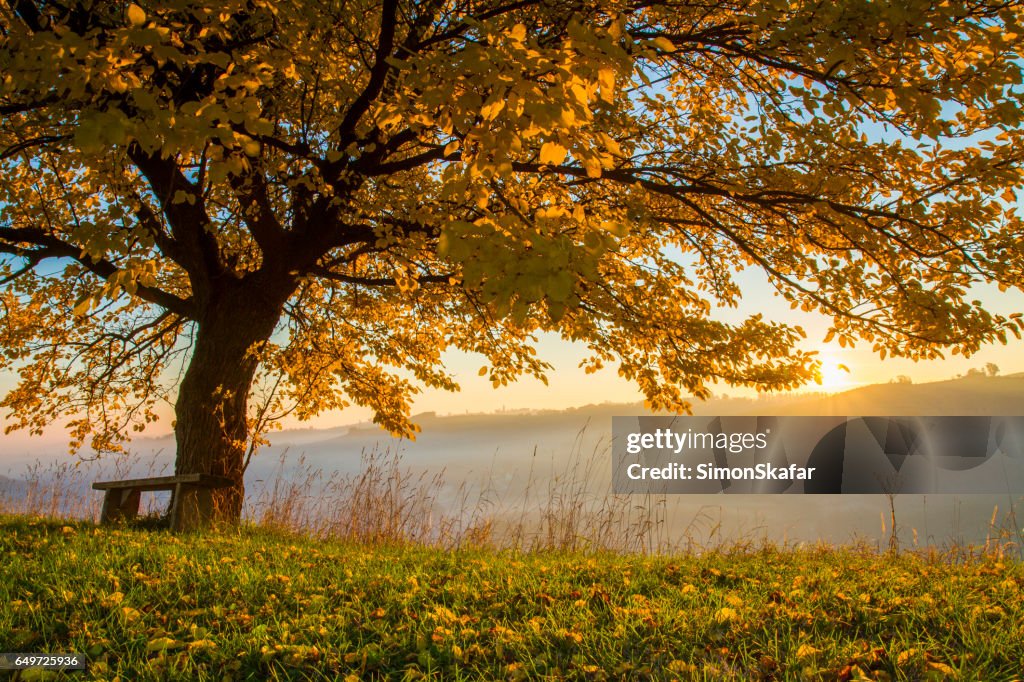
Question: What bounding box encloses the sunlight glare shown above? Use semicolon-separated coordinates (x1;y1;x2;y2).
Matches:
814;351;854;393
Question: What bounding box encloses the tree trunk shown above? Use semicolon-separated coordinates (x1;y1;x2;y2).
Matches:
173;283;284;528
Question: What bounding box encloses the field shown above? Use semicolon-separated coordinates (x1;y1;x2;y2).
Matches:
2;516;1023;681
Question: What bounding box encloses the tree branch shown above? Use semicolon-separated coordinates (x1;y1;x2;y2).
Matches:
127;144;223;288
1;134;72;160
309;267;454;287
0;226;194;317
227;170;287;258
336;0;400;147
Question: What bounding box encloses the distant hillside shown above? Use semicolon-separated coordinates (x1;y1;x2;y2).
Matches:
775;373;1024;416
0;474;27;497
269;373;1024;448
5;373;1018;473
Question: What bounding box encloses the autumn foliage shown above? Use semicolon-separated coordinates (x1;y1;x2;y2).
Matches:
2;1;1024;522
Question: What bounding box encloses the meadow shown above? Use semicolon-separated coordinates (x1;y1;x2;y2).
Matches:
4;381;1024;680
2;514;1023;681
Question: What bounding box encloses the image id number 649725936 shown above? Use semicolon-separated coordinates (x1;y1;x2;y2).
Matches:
0;653;87;670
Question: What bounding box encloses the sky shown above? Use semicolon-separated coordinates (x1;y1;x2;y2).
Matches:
285;257;1024;431
5;259;1022;445
399;268;1024;417
6;51;1024;447
4;102;1024;442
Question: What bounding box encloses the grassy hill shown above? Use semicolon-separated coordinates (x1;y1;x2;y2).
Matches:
774;373;1024;417
2;516;1022;680
300;373;1024;444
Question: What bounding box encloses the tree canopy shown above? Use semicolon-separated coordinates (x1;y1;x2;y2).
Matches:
2;0;1024;521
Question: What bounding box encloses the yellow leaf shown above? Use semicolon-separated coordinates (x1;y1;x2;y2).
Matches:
795;644;820;659
72;296;92;316
652;36;676;53
668;660;696;673
715;607;738;621
119;606;142;624
126;4;146;27
481;98;505;121
146;636;183;653
509;24;527;42
101;591;124;608
927;661;956;675
539;142;567;165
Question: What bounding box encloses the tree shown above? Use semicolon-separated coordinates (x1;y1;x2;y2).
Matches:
3;0;1024;524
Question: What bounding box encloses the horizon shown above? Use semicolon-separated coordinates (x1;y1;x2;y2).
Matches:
4;367;1023;449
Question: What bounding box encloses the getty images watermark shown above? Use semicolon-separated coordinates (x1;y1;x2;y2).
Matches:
612;416;1024;494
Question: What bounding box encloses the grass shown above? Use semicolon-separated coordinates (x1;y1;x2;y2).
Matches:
5;437;1023;555
2;516;1023;681
0;443;686;553
3;441;1023;679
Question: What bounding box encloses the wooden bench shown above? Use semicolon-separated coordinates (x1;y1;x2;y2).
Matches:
93;474;233;532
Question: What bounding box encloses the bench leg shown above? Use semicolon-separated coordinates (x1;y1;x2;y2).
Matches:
99;489;141;525
170;483;216;532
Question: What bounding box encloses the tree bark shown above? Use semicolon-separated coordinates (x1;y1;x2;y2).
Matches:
172;281;285;526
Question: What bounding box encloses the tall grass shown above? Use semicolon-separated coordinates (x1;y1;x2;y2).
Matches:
248;448;463;546
0;453;173;521
2;430;1022;558
244;431;682;552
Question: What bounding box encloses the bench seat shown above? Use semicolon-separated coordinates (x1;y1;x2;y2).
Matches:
93;474;233;531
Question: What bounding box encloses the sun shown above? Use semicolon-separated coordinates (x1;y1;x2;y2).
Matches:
814;352;854;393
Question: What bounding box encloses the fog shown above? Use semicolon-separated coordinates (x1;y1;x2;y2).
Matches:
3;375;1023;550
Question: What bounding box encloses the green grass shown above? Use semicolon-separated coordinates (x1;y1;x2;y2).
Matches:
1;515;1022;681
